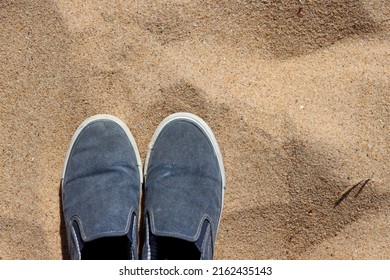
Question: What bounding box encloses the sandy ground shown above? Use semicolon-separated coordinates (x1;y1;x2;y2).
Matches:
0;0;389;259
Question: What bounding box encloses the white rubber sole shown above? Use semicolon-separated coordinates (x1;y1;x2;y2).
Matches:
61;114;143;186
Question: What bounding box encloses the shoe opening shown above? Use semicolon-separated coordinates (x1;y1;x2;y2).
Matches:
81;236;132;260
150;235;201;260
71;214;136;260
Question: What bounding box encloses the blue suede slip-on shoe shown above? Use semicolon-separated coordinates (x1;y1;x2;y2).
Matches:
142;113;225;260
61;115;142;260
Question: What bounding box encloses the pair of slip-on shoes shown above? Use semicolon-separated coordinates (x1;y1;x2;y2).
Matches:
61;113;225;260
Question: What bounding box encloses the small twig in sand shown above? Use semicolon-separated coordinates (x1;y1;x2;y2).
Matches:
354;178;371;198
334;178;371;207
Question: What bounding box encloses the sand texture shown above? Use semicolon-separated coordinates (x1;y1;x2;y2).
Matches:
0;0;389;259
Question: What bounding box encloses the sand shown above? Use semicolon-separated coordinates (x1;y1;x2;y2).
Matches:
0;0;389;259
